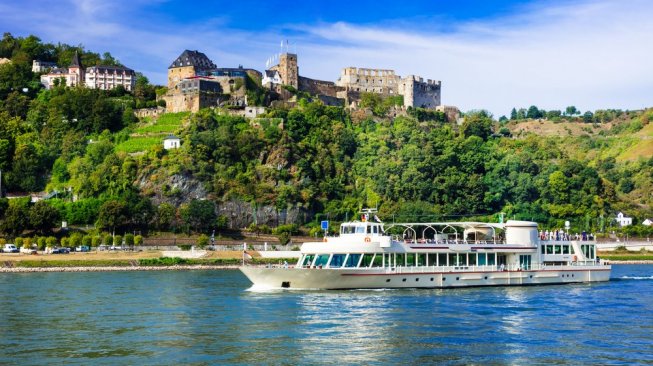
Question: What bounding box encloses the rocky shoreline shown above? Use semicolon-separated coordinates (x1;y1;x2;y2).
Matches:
0;265;242;273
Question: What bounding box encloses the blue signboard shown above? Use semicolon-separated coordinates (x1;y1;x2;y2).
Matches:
321;220;329;230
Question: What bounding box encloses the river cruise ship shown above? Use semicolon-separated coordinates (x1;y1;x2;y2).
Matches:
240;217;611;290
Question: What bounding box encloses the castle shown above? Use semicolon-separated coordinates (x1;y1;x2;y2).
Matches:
164;50;262;113
163;49;445;113
39;52;136;91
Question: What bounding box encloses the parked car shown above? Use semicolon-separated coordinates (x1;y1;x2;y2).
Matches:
76;246;90;252
51;247;71;254
3;244;19;253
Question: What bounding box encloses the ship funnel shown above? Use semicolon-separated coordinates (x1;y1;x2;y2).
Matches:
505;220;538;246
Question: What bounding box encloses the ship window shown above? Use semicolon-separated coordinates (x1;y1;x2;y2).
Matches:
562;245;570;254
360;253;374;268
468;253;477;266
487;253;496;266
367;226;372;234
438;253;447;266
427;253;437;266
344;254;361;268
373;225;378;234
541;246;546;254
371;254;383;267
478;253;487;266
417;254;426;267
406;253;415;267
356;226;365;234
448;253;458;266
302;254;315;267
329;254;346;268
314;254;330;267
554;245;562;254
396;254;406;267
546;245;554;254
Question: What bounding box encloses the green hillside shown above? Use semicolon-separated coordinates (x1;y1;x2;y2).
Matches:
1;33;652;240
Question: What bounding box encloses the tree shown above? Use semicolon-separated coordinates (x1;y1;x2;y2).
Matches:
156;203;176;231
29;201;61;233
565;106;578;116
97;200;128;234
1;200;29;235
460;111;494;140
583;111;594;123
526;105;542;119
180;199;216;233
510;108;517;120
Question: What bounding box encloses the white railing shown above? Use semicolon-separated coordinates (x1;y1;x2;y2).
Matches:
389;262;605;274
394;238;507;245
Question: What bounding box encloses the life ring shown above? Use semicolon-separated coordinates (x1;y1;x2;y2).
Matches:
573;255;578;261
364;237;371;243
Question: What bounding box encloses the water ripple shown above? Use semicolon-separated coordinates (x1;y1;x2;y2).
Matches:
1;265;652;365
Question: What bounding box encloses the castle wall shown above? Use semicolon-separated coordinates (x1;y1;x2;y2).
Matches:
168;66;196;89
336;67;400;94
398;75;441;109
298;76;344;98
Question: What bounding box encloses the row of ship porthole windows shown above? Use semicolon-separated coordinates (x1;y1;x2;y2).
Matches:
385;274;538;283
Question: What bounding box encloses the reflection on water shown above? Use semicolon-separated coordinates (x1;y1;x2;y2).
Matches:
1;265;653;365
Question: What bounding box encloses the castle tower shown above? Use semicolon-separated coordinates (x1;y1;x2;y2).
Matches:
277;53;298;89
68;51;84;87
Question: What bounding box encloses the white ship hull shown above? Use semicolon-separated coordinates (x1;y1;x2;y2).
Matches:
240;265;612;290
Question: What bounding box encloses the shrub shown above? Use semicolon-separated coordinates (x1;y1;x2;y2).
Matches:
82;235;92;247
22;237;32;249
61;237;69;247
91;236;101;247
103;234;112;246
124;233;134;246
179;245;192;251
37;237;47;250
69;233;83;247
15;237;23;247
134;235;143;246
197;234;209;248
0;238;6;245
45;236;57;248
113;235;123;246
277;232;291;245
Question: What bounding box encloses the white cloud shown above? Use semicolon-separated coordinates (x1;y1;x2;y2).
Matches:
2;0;652;116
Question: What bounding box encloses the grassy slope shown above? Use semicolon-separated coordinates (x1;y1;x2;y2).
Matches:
115;112;189;153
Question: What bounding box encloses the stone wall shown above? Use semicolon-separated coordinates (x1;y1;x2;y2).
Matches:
167;65;195;88
298;76;344;97
399;75;441;109
270;53;298;89
336;67;400;94
134;107;165;118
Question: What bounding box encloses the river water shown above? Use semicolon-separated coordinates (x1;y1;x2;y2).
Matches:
0;265;652;365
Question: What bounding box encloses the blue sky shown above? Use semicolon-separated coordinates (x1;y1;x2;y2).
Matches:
2;0;652;116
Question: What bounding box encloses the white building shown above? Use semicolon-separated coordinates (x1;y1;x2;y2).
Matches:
85;65;136;91
615;212;633;227
643;218;652;226
40;52;136;92
262;70;282;88
32;60;57;73
163;134;181;150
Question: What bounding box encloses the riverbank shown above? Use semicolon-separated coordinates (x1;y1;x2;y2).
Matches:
0;265;243;273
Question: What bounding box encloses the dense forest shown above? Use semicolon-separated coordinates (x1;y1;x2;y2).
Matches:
1;32;652;243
